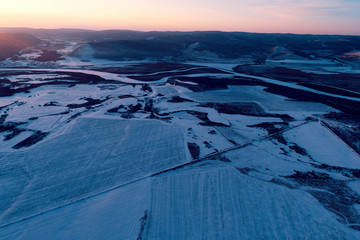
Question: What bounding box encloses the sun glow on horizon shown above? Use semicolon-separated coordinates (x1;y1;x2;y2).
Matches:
0;0;359;35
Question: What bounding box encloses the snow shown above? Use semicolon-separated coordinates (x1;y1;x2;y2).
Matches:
175;80;199;85
0;131;34;150
72;44;95;60
58;53;156;69
0;180;151;240
6;104;69;122
16;48;43;61
206;108;229;126
26;115;66;132
145;163;358;239
153;84;180;96
0;99;14;108
2;65;359;100
57;42;82;56
156;100;229;126
217;114;282;144
2;74;71;83
1;56;360;238
283;121;360;168
224;140;311;178
224;120;360;176
264;58;360;74
233;73;360;102
170;114;234;156
3;163;358;239
185;85;334;115
0;68;161;84
0;118;188;226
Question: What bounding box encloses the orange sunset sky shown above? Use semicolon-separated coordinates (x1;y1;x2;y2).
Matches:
0;0;359;34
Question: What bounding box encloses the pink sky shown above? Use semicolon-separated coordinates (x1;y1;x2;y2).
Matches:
0;0;359;35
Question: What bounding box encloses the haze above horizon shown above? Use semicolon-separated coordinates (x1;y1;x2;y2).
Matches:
1;0;359;35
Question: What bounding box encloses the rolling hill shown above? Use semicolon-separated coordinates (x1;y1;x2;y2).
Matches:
0;32;41;60
71;31;360;62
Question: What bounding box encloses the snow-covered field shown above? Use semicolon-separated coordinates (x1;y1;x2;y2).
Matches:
146;163;358;239
0;179;152;240
2;163;359;239
0;118;188;226
185;85;335;115
1;53;360;239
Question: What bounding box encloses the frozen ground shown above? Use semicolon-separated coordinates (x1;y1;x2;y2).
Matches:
1;53;360;239
0;180;152;240
185;85;335;115
145;163;358;239
1;163;359;239
0;118;187;226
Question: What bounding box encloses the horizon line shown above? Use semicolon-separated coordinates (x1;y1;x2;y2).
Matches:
0;26;359;37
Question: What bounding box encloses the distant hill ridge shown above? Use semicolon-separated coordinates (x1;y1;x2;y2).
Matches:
68;31;360;62
0;32;41;60
1;28;360;62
